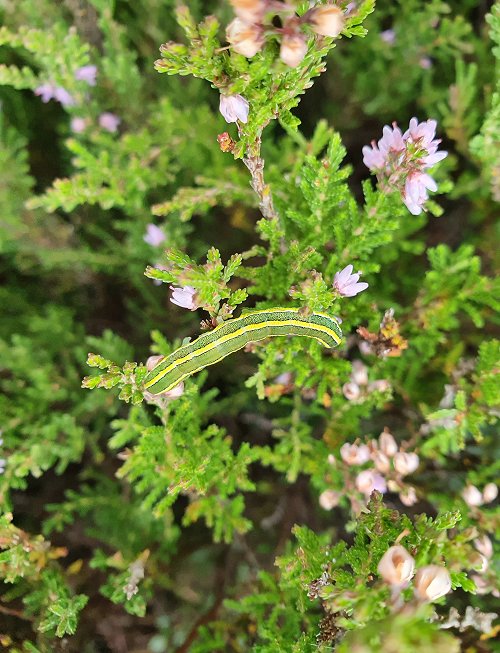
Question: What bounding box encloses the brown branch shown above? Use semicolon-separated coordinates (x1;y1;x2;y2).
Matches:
0;602;35;621
173;598;223;653
243;145;287;253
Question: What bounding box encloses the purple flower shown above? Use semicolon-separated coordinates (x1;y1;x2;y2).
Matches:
334;265;369;297
99;112;121;133
219;94;249;124
403;172;437;215
363;117;447;215
143;224;167;247
356;469;387;496
380;29;396;44
35;83;75;107
419;56;432;70
75;65;98;86
170;286;197;310
70;117;89;133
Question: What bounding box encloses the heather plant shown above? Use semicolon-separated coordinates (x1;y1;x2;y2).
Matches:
0;0;499;651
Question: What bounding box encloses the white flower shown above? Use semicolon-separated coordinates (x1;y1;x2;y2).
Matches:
340;443;370;466
393;452;419;476
377;545;415;586
70;117;89;133
143;224;166;247
355;469;387;496
333;264;369;297
99;112;121;133
226;18;263;57
462;484;483;507
342;381;361;401
482;483;498;503
170;286;197;310
373;451;390;473
219;94;249;124
414;565;452;602
379;430;398;457
474;536;493;559
319;490;340;510
229;0;266;23
308;6;345;38
351;360;368;386
399;486;418;506
280;33;308;68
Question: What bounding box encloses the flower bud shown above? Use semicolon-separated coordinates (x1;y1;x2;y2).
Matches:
219;94;249;124
474;535;493;559
308;5;345;38
146;355;164;371
355;469;387;496
342;381;361;401
230;0;266;23
280;33;308;68
319;489;340;510
377;545;415;586
399;486;418;506
414;565;452;602
379;430;398;457
482;482;498;503
340;443;370;466
462;484;483;507
393;452;419;476
368;379;390;392
226;18;264;57
470;552;488;574
373;451;390;473
351;360;368;386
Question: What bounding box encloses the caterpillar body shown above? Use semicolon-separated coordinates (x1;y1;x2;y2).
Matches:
143;308;342;395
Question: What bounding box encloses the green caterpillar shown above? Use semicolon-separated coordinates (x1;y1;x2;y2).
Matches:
143;308;342;395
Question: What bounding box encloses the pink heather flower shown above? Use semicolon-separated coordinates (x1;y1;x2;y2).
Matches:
414;566;452;602
333;264;369;297
319;489;340;510
482;483;498;503
226;18;264;57
462;484;483;507
340;443;371;466
219;94;249;124
35;83;75;107
351;360;368;386
403;117;448;165
170;285;197;310
70;117;89;133
75;64;97;86
377;546;415;587
380;29;396;44
356;469;387;496
363;117;447;215
379;430;398;457
280;33;308;68
419;56;432;70
403;172;437;215
144;224;166;247
342;381;361;401
393;451;419;476
99;112;121;133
